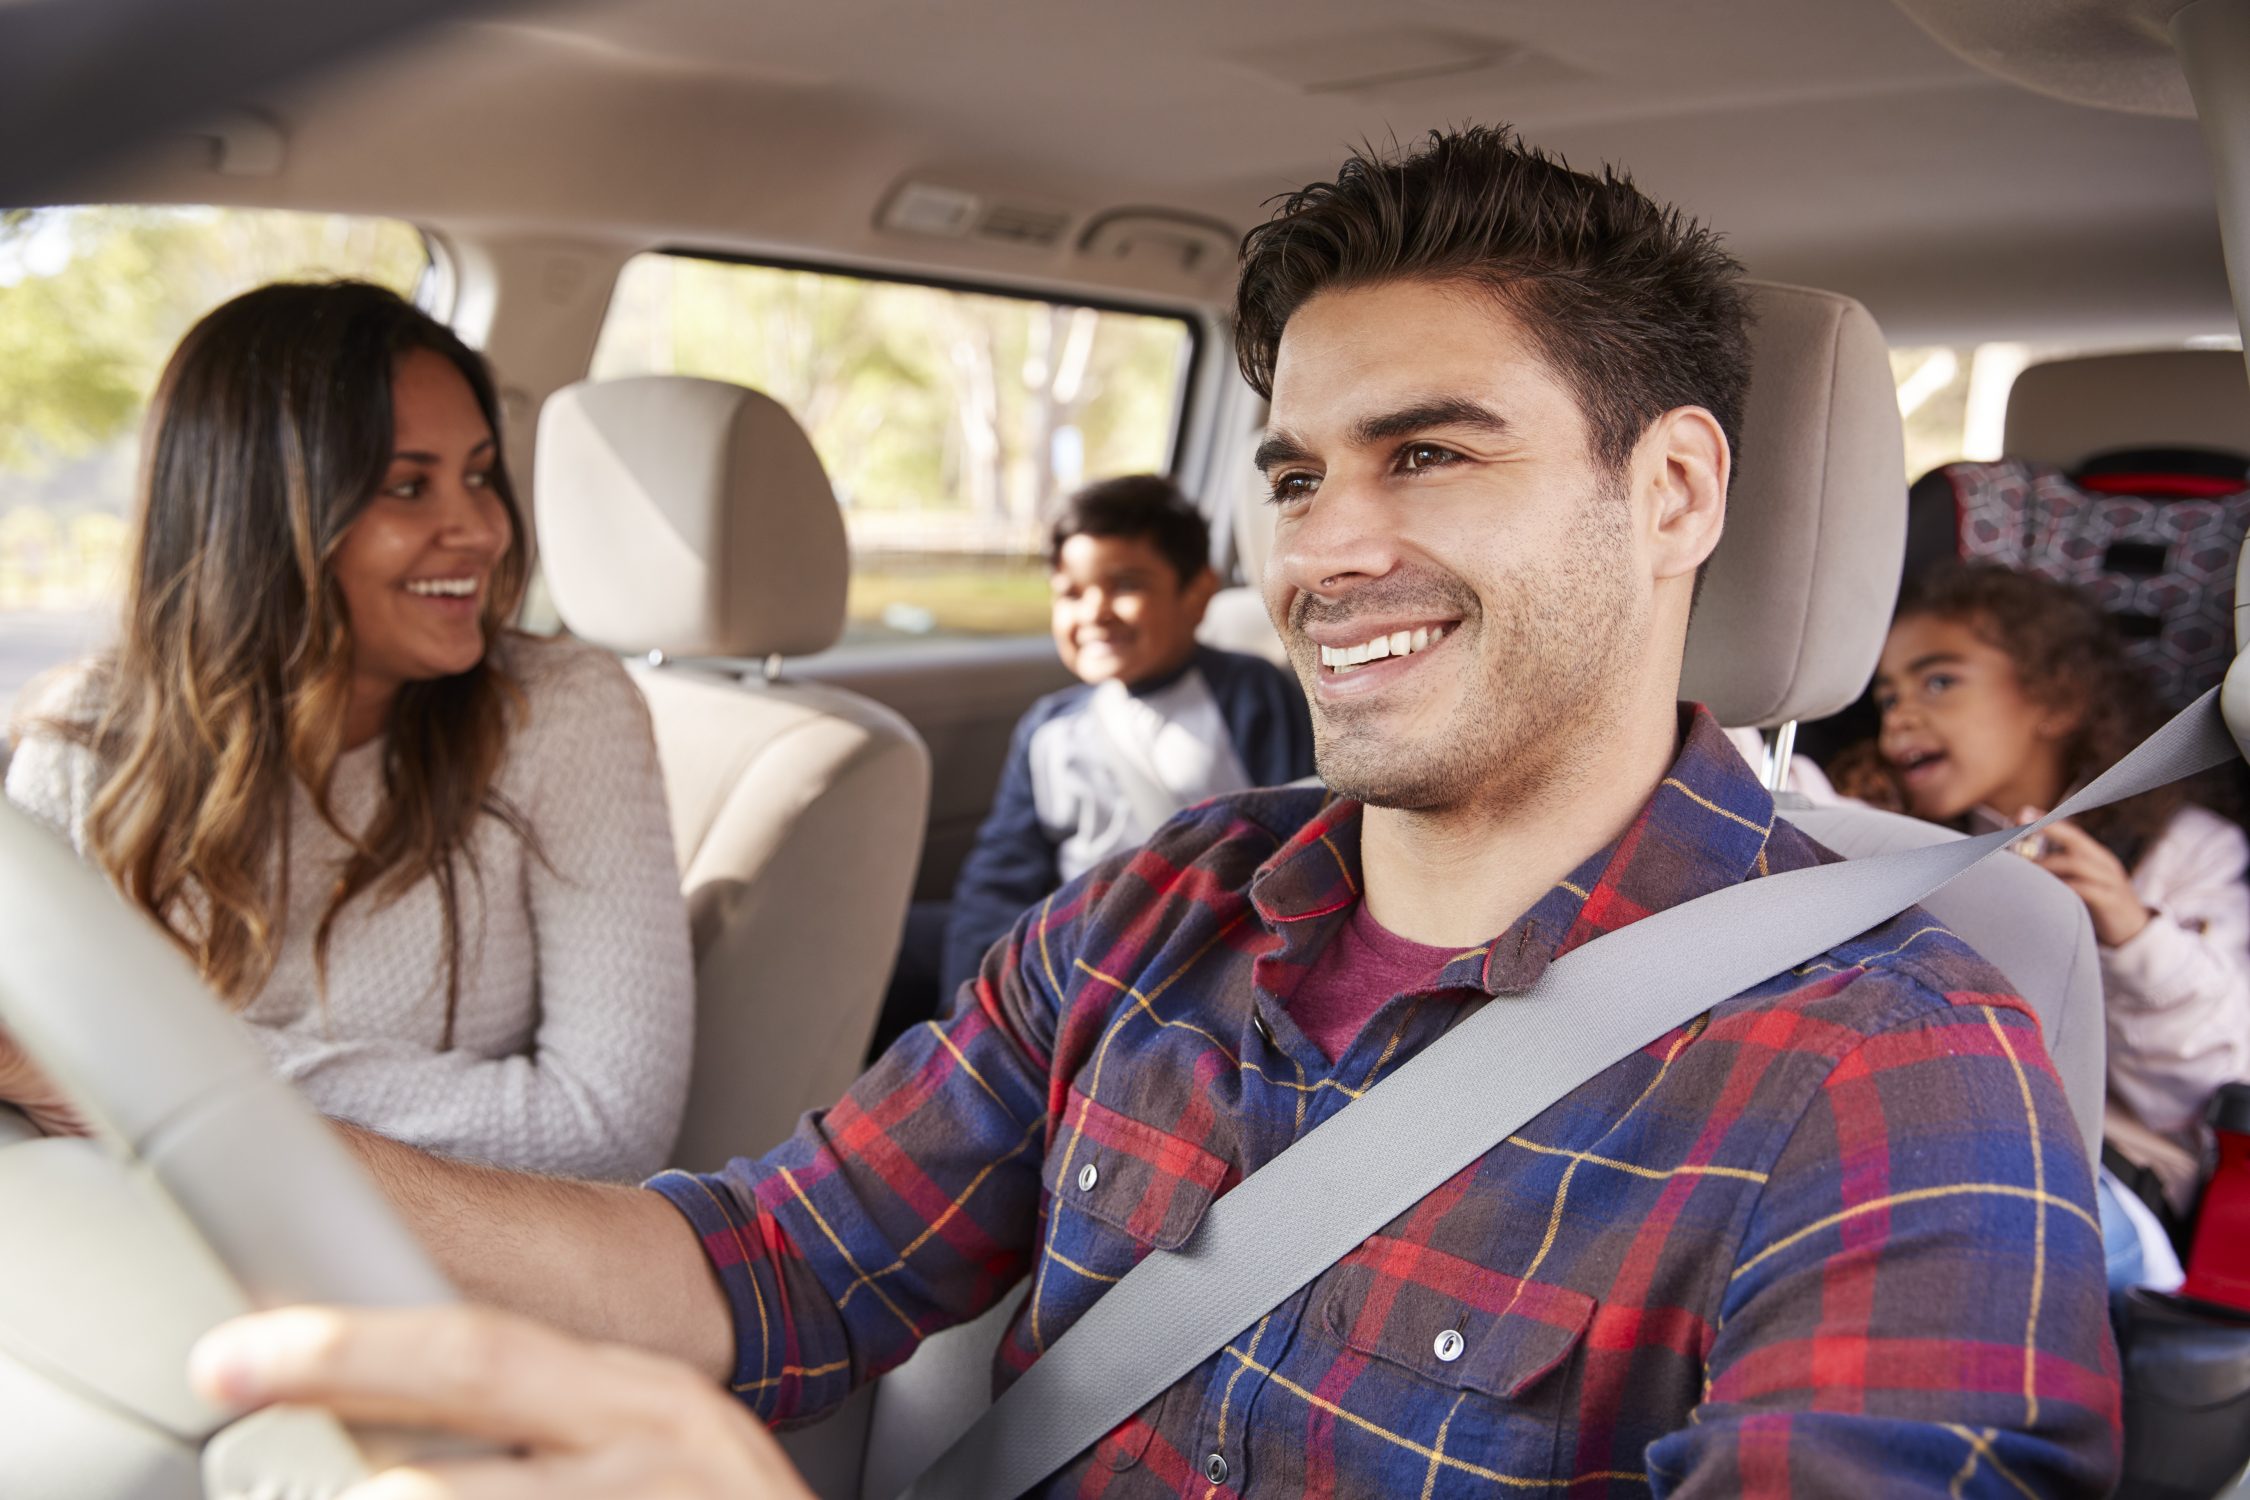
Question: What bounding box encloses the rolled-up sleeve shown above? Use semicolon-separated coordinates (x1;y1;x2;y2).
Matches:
647;884;1079;1424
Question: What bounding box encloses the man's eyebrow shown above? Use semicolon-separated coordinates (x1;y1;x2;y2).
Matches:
1251;399;1507;473
1252;429;1314;474
389;437;496;465
1351;396;1510;449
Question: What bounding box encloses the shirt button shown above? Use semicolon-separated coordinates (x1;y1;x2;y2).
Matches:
1077;1162;1099;1192
1203;1452;1230;1484
1433;1328;1466;1363
1252;1011;1276;1047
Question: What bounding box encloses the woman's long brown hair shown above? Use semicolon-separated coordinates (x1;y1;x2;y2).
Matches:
66;281;532;1042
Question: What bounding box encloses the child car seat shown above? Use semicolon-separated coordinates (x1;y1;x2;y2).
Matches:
1798;349;2250;767
1907;449;2250;711
2183;1082;2250;1312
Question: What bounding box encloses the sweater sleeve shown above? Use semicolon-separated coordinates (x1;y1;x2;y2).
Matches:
3;662;104;849
941;702;1063;1001
246;642;697;1181
2102;805;2250;1137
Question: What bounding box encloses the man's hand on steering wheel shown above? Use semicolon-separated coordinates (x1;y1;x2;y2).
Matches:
0;1025;87;1137
189;1303;817;1499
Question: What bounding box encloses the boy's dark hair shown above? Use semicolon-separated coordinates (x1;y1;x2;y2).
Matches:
1234;125;1752;477
1047;474;1213;586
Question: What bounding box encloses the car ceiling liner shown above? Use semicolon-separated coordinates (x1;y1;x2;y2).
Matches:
1888;0;2200;116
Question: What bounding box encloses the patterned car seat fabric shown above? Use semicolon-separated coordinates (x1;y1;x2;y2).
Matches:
1906;450;2250;711
1792;443;2250;769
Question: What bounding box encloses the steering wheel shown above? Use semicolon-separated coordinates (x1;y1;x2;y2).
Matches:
0;798;466;1499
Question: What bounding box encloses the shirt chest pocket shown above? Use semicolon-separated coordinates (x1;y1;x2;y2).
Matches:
1038;1089;1231;1287
1029;1090;1232;1479
1291;1237;1597;1492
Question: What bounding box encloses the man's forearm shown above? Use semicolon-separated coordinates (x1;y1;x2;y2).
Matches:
341;1124;735;1381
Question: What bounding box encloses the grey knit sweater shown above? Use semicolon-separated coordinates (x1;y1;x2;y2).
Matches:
4;632;694;1180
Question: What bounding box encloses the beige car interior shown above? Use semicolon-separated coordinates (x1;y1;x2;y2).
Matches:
536;375;932;1165
760;278;2118;1498
62;0;2227;908
7;0;2250;1493
2007;347;2250;467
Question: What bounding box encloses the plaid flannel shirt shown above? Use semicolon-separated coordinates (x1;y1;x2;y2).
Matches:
651;706;2120;1497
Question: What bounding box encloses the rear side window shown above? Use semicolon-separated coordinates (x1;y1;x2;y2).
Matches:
589;252;1198;647
1889;338;2235;479
0;206;429;721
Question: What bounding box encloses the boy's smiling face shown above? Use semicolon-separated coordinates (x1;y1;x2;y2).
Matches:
1050;531;1216;687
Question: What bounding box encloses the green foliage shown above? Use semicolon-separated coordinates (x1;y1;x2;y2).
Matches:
0;206;425;615
589;253;1194;639
593;254;1191;535
0;206;426;478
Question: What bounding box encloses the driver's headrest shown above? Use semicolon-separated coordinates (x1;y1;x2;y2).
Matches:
1680;282;1907;729
534;375;849;660
2003;349;2250;471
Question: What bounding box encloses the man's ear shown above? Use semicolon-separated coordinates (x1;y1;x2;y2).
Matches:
1639;406;1729;583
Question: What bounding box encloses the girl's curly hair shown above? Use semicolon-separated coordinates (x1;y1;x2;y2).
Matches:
1881;564;2189;865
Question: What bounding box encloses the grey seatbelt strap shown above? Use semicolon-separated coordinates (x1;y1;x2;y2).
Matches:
902;686;2239;1500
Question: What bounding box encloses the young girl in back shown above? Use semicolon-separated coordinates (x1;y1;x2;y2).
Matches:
1858;564;2250;1221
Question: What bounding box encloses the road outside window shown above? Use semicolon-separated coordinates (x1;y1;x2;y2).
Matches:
0;206;428;725
590;253;1196;647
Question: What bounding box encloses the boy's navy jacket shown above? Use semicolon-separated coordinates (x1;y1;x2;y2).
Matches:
941;645;1313;997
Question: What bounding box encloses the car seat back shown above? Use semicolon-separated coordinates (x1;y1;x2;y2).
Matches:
537;376;933;1167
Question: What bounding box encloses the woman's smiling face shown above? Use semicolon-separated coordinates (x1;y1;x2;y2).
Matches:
330;348;514;729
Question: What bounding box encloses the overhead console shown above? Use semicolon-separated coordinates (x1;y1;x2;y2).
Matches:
876;177;1239;301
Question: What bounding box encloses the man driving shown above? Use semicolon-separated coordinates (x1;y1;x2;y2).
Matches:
178;126;2119;1497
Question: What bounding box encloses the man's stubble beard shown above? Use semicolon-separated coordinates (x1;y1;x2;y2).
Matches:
1300;490;1642;815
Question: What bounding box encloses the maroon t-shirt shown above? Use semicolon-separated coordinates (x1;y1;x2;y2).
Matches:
1290;899;1460;1061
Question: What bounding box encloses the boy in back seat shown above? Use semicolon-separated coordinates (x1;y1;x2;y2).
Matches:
937;475;1313;998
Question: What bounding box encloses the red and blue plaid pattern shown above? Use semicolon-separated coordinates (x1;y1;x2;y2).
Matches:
651;707;2119;1496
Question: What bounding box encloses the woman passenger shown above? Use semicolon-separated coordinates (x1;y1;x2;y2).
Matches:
2;281;693;1180
1853;564;2250;1237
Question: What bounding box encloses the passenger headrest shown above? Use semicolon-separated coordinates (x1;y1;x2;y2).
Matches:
1680;282;1907;728
2004;350;2250;471
534;376;849;660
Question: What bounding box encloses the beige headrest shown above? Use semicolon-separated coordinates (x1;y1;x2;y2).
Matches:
534;376;849;660
1680;283;1907;729
2004;350;2250;471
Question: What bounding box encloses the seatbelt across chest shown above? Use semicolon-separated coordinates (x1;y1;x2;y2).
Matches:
901;685;2242;1500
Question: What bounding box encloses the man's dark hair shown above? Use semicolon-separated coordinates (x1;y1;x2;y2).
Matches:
1047;474;1213;586
1235;125;1752;477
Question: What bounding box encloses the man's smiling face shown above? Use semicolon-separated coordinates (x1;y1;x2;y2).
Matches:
1258;279;1650;814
